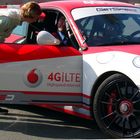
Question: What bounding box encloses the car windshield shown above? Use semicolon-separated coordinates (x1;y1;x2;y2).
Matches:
12;22;28;36
72;7;140;46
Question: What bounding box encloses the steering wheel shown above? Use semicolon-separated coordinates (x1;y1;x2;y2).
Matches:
130;30;140;38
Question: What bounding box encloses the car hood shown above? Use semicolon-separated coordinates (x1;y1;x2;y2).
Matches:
83;45;140;56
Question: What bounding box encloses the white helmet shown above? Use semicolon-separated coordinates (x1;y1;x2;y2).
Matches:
37;31;60;45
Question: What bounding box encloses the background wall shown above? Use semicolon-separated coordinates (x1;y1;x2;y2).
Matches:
0;0;47;5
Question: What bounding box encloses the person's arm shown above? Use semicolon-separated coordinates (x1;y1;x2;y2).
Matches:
0;16;13;42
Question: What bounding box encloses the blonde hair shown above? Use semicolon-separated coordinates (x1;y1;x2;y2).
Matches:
20;1;41;18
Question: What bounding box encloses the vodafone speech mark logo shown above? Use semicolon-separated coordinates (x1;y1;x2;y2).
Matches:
24;68;43;87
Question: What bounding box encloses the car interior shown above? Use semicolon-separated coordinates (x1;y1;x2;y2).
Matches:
24;9;79;49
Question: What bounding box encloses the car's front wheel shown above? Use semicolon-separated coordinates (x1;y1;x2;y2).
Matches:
93;74;140;138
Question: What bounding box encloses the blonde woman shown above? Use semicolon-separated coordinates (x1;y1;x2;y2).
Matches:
0;1;41;114
0;1;42;43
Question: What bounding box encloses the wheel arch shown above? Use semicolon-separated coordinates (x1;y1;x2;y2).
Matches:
90;71;135;118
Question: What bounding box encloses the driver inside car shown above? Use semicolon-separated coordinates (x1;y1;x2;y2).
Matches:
52;15;71;46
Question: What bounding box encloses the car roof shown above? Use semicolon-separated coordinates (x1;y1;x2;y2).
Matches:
39;0;135;11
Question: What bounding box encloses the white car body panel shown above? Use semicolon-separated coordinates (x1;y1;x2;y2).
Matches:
83;51;140;96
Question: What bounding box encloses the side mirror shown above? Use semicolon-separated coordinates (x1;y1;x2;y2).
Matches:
37;31;60;45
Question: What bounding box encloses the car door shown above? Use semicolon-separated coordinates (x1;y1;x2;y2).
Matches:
0;33;82;107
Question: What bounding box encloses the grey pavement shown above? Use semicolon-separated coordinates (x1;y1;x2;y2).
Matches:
0;105;108;140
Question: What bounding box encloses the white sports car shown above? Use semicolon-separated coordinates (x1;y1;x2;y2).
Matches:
1;0;140;138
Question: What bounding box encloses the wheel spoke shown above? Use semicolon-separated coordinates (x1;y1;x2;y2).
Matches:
130;90;139;101
128;116;134;137
133;114;140;128
101;101;115;105
122;118;127;137
101;111;116;120
106;115;119;129
124;81;128;97
133;98;140;104
129;114;140;131
105;91;111;98
116;116;123;125
116;83;123;98
133;109;140;113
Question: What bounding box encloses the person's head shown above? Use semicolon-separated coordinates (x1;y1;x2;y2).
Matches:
20;1;42;23
57;16;66;32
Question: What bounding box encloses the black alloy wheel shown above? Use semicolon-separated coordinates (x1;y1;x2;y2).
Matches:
93;74;140;138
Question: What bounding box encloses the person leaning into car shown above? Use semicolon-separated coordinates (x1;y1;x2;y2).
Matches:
0;1;42;43
0;1;41;114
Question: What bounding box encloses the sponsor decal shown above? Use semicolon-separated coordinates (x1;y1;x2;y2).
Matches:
72;6;140;20
5;95;15;101
96;7;137;13
0;95;6;100
24;68;43;87
0;94;15;101
47;72;81;87
48;72;80;82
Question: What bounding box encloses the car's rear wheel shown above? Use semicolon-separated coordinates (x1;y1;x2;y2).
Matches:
93;74;140;138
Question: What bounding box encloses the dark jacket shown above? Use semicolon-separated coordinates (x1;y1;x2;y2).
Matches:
52;31;71;46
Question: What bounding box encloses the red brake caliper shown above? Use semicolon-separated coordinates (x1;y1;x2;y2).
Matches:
107;90;117;115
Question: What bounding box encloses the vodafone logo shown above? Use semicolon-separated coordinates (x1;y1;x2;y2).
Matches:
24;68;43;87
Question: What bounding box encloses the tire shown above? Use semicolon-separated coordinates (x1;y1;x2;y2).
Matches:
93;73;140;138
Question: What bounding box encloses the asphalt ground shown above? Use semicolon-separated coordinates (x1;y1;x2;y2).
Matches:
0;105;108;140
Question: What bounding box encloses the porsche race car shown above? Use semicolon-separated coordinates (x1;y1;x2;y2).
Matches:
1;0;140;138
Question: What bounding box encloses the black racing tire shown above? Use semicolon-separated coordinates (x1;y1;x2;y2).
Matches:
93;73;140;138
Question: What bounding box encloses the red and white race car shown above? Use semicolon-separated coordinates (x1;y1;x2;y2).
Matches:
1;0;140;138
